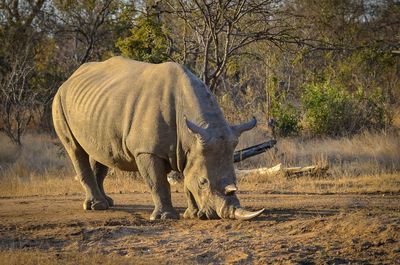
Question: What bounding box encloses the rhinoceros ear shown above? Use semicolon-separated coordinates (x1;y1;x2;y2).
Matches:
231;117;257;137
185;117;211;144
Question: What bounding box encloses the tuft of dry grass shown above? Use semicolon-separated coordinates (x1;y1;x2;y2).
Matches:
0;134;68;173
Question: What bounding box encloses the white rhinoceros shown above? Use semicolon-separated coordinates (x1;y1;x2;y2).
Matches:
52;56;264;220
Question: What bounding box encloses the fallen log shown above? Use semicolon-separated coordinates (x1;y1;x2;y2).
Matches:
235;163;282;176
236;164;329;179
284;164;329;178
233;139;277;163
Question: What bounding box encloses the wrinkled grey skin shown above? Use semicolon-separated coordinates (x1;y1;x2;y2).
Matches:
52;57;260;220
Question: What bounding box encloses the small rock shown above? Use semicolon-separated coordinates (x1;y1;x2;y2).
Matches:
386;238;396;244
361;241;373;250
116;250;128;256
329;257;348;264
224;224;232;230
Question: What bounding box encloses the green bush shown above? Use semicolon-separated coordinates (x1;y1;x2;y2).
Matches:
302;81;390;136
271;102;301;137
354;88;390;131
116;16;169;63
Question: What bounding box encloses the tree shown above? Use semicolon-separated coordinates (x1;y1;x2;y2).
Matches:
51;0;117;65
116;15;170;63
0;0;47;144
164;0;302;92
0;55;38;145
0;0;398;138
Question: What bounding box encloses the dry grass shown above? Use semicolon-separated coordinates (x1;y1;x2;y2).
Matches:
0;130;399;197
238;127;400;176
0;134;68;174
0;165;148;198
236;127;400;193
0;133;148;197
239;173;400;194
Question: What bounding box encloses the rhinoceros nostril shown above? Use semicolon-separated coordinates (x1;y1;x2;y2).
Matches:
224;184;238;195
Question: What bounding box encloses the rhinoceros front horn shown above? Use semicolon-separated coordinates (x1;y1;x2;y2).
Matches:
234;207;265;220
231;117;257;136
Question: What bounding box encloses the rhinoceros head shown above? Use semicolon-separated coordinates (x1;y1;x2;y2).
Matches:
183;117;264;220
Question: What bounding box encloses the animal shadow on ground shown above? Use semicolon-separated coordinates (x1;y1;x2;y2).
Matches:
109;204;187;221
110;204;154;214
109;204;337;223
254;208;339;222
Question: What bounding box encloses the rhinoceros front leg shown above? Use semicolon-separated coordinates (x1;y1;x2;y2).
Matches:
135;153;179;220
89;158;113;207
183;186;199;219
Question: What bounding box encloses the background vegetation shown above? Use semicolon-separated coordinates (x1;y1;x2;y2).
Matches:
0;0;399;144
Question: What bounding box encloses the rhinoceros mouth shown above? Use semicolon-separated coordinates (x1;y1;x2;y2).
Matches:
187;186;264;220
197;207;219;220
203;194;265;220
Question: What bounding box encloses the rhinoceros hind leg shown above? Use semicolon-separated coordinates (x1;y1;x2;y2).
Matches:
52;95;108;210
69;150;108;211
89;158;113;207
68;149;108;211
136;153;179;220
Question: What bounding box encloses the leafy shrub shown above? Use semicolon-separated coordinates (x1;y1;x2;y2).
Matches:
271;102;301;137
302;81;390;136
354;88;390;131
116;17;169;63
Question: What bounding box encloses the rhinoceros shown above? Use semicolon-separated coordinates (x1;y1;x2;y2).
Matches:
52;56;264;220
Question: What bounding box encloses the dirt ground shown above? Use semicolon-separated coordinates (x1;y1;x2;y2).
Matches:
0;191;399;264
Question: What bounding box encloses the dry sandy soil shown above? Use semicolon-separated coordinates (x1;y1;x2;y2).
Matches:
0;191;399;264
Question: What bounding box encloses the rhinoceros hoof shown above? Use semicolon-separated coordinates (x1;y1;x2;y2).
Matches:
150;209;179;220
83;199;109;210
183;208;198;219
105;196;114;207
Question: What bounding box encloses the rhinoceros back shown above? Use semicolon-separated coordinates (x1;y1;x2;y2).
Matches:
54;57;183;170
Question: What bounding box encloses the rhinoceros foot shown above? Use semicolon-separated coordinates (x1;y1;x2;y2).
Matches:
83;198;109;211
183;207;198;219
150;208;179;220
105;196;114;207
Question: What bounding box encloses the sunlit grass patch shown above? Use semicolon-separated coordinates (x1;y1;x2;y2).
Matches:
0;131;399;197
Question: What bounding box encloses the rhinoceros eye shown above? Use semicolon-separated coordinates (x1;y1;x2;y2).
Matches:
199;178;209;188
